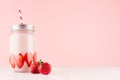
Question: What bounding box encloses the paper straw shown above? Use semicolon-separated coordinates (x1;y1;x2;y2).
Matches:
18;8;23;25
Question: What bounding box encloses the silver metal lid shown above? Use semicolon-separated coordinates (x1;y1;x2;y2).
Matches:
12;24;35;31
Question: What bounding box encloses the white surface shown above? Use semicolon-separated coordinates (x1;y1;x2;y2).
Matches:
0;67;120;80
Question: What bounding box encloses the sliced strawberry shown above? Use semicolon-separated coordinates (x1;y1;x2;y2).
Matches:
33;52;37;63
16;53;24;68
24;52;32;67
9;54;15;68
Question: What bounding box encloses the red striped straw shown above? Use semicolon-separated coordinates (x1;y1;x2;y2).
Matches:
18;8;23;25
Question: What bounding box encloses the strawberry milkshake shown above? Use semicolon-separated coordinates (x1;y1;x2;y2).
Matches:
9;24;37;72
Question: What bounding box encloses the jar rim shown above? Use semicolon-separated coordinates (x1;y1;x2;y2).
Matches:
11;24;35;31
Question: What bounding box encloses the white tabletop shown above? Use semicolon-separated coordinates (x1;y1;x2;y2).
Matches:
0;67;120;80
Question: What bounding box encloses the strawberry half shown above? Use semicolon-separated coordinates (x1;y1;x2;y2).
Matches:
16;53;24;68
9;54;15;68
33;52;37;63
24;52;32;67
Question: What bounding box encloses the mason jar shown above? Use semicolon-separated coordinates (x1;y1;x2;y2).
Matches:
9;24;37;72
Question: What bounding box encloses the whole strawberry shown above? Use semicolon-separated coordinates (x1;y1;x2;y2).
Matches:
30;62;39;74
38;61;51;75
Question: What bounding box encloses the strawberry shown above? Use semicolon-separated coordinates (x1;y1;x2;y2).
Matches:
24;52;32;67
30;62;39;74
9;54;15;68
30;59;52;75
38;61;51;75
16;53;24;68
33;52;37;63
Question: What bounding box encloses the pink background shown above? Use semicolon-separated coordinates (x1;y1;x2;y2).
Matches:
0;0;120;67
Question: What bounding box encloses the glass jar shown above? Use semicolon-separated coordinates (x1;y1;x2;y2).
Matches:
9;24;37;72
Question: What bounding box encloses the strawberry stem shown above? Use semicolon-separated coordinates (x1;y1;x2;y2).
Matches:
38;59;43;65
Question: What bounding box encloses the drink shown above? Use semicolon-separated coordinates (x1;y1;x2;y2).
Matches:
9;24;37;72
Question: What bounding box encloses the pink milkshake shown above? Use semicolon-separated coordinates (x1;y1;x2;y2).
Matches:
9;24;37;72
